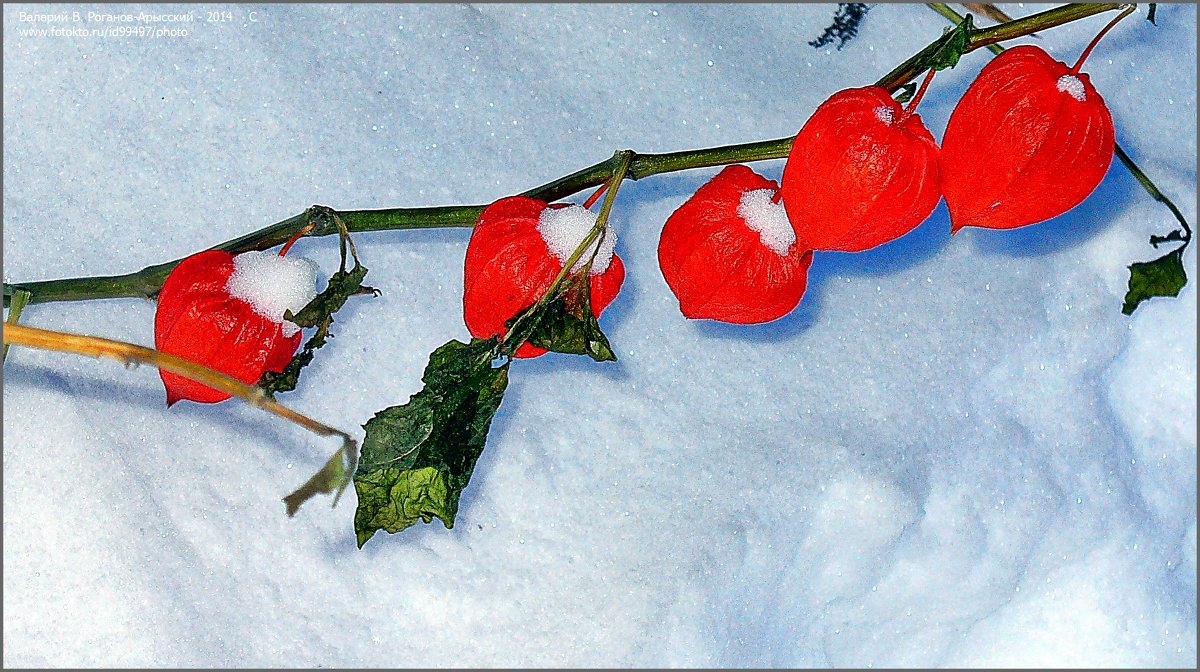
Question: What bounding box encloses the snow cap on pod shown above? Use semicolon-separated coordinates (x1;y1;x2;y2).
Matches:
536;204;617;275
738;188;796;256
1056;74;1087;101
226;251;320;337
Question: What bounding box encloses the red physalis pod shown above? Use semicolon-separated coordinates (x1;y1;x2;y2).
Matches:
463;196;625;358
658;164;813;324
154;249;318;405
939;45;1115;232
779;86;941;252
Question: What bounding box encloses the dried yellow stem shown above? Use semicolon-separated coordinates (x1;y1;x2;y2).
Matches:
963;3;1021;26
3;322;354;444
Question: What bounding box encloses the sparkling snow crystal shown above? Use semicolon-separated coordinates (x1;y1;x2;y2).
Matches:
738;188;796;255
226;250;320;337
537;204;617;274
1057;74;1087;101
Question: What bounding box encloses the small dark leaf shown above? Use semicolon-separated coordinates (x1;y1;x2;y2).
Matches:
3;283;27;308
809;3;871;51
893;82;918;105
1147;4;1157;25
289;262;376;328
259;261;377;396
283;439;356;516
1149;229;1185;248
1122;248;1187;315
507;273;616;362
353;338;508;547
925;13;974;71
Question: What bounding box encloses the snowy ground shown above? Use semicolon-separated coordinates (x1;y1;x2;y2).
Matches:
3;3;1195;667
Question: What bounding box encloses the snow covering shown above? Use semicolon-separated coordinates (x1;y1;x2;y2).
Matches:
1057;73;1088;101
875;104;897;125
3;4;1195;668
537;204;616;274
226;251;319;337
738;187;795;255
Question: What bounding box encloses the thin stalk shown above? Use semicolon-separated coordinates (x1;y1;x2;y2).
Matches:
583;182;610;210
927;4;1005;55
1071;4;1138;73
899;68;937;122
962;3;1035;31
879;3;1122;89
1115;145;1193;241
4;322;360;513
278;222;317;257
4;3;1133;308
3;323;356;444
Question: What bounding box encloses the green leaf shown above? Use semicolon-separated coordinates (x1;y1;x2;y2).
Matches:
893;82;918;105
352;338;508;547
508;273;616;362
925;13;974;71
258;261;378;396
282;438;357;517
1122;248;1188;315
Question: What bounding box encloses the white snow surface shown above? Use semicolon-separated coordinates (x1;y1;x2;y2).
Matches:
226;251;319;337
537;204;616;274
3;4;1195;668
738;188;795;255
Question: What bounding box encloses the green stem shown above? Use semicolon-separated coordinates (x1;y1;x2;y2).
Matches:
3;207;487;306
881;3;1122;89
927;4;1005;55
4;2;1133;308
1115;143;1192;243
928;3;1192;246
